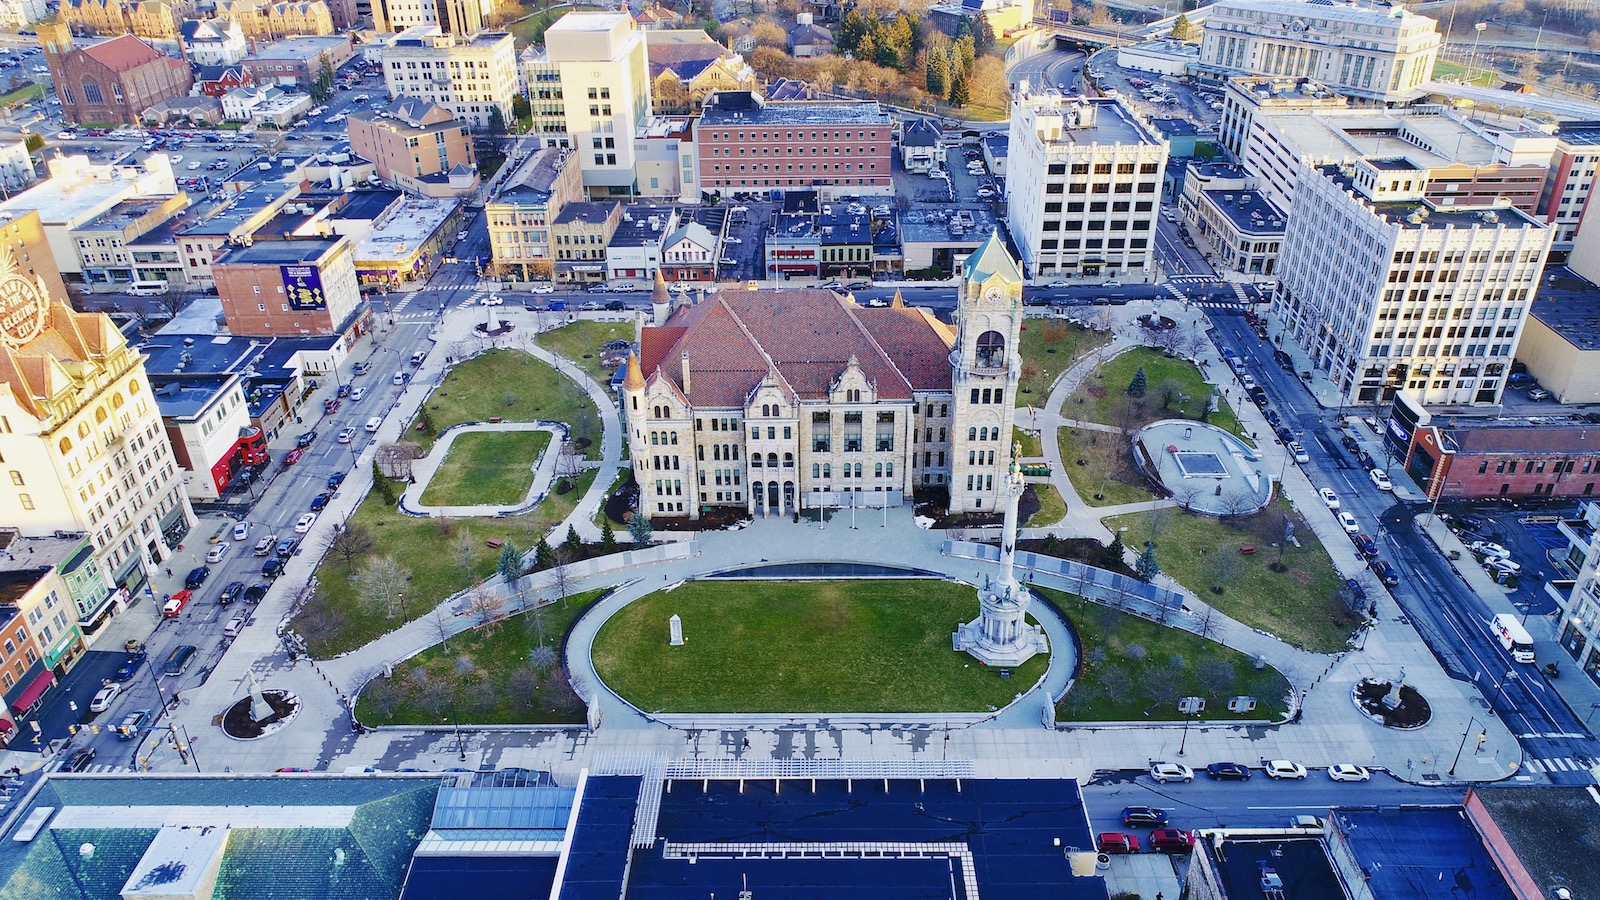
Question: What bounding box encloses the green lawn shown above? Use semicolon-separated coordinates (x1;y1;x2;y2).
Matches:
1104;500;1359;653
1039;587;1291;722
1057;426;1151;507
412;349;600;457
1014;427;1041;458
1026;483;1067;527
592;580;1048;713
1016;318;1111;409
420;429;551;507
0;82;42;106
536;319;634;386
355;589;608;726
294;468;596;658
1065;346;1240;435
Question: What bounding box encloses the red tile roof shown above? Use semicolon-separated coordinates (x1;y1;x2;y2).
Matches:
638;289;955;408
81;35;166;73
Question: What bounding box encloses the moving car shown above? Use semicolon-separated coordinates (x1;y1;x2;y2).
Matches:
1097;833;1141;854
337;427;357;444
1319;488;1340;509
1121;806;1169;827
350;387;366;402
1205;761;1251;780
1369;469;1393;491
1338;512;1360;534
89;682;123;713
1263;759;1307;780
1328;764;1371;782
254;535;278;556
294;513;318;534
116;709;149;740
232;521;249;541
482;295;503;306
296;430;317;448
61;748;96;772
1149;761;1193;783
284;448;304;466
184;566;210;589
206;541;231;563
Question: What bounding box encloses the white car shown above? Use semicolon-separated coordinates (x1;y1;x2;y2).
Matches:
1319;488;1341;510
482;295;503;306
456;230;469;242
206;542;232;563
1047;280;1071;288
530;283;554;294
1289;441;1309;464
1369;469;1393;491
293;513;317;534
1263;759;1307;780
718;257;738;266
232;521;249;541
349;387;366;402
1487;557;1522;575
724;237;742;245
337;427;356;444
1327;764;1370;782
1469;540;1510;560
1338;512;1359;534
89;682;123;713
1149;761;1194;783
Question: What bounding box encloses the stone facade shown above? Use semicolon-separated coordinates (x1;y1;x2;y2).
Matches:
212;0;335;39
60;0;193;40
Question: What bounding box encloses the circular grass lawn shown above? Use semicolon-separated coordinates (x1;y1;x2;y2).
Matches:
590;579;1049;713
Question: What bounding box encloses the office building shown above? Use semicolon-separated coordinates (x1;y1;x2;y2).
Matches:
1177;162;1286;280
211;235;365;340
382;26;516;128
1197;0;1440;104
1536;121;1600;257
371;0;497;34
486;147;583;280
697;91;893;200
543;11;651;195
39;27;194;126
347;96;478;197
1275;161;1552;406
1006;92;1168;282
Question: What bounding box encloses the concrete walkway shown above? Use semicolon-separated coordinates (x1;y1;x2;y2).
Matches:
401;422;565;517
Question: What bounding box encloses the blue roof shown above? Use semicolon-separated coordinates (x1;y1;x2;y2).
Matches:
556;775;640;900
430;784;575;838
1209;836;1342;900
401;855;559;900
1331;808;1516;900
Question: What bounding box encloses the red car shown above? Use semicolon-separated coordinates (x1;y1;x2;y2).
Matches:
1097;832;1141;854
162;589;192;617
1150;829;1196;853
284;447;304;466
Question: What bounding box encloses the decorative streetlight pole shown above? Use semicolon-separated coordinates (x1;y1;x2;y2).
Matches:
1448;715;1482;776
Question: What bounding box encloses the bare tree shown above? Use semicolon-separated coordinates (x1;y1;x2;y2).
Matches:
547;545;575;607
556;444;583;483
453;529;477;578
323;523;375;571
1193;601;1223;641
427;607;454;650
1172;483;1204;511
356;554;411;620
361;677;401;721
462;585;507;630
1206;550;1241;599
293;594;339;651
507;666;542;713
1196;658;1237;698
377;442;422;480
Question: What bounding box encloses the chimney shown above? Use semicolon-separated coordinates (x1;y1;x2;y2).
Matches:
680;351;691;396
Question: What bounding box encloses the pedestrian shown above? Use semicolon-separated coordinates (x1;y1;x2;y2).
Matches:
742;737;750;750
165;567;173;578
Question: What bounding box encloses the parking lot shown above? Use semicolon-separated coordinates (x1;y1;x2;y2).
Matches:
1083;47;1224;133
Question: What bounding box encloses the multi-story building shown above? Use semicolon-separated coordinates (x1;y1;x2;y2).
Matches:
487;147;582;280
818;209;873;281
181;18;249;66
211;235;365;340
1400;413;1600;503
1197;0;1440;104
544;11;651;196
0;276;194;592
1006;92;1168;283
347;96;478;198
371;0;496;34
0;0;45;27
0;131;37;195
697;91;892;201
1553;501;1600;683
1220;78;1555;215
659;219;715;283
1275;161;1553;406
242;35;353;88
622;233;1022;520
605;204;674;281
60;0;191;40
517;46;568;146
1177;162;1287;280
152;372;254;501
550;200;619;285
69;195;191;291
645;29;757;116
1535;121;1600;259
765;196;821;281
382;26;516;129
212;0;336;39
40;27;195;127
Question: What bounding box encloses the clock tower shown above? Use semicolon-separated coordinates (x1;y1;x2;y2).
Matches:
949;232;1024;515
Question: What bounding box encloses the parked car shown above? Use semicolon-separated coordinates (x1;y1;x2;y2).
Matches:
310;492;332;511
1369;558;1399;586
205;542;231;563
219;581;244;604
1352;533;1378;558
530;283;554;294
114;649;147;681
1121;806;1169;827
1369;469;1393;491
1328;764;1371;782
481;295;503;306
1150;829;1197;853
89;682;123;713
1263;759;1307;780
1338;512;1360;534
1469;541;1510;560
1528;387;1552;401
327;473;346;490
1319;488;1340;509
1097;832;1141;854
1205;761;1251;781
232;521;249;541
1487;557;1522;576
184;566;210;589
1289;441;1309;464
294;513;317;534
162;589;193;617
243;583;269;604
276;537;300;558
604;300;627;311
262;557;286;579
392;372;408;385
1149;761;1193;783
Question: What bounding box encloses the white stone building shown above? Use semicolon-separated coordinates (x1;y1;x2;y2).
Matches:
1275;161;1553;407
0;131;36;194
543;11;651;196
623;234;1023;520
0;0;47;28
382;27;517;128
1006;92;1168;283
1197;0;1440;104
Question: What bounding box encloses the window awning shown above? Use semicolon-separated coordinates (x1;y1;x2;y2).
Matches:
10;669;52;714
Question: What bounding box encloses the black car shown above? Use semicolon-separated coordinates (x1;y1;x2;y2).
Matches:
1352;533;1378;558
327;472;346;490
603;300;627;311
61;748;96;772
262;557;286;579
243;583;268;604
1205;762;1251;781
1369;558;1400;587
114;649;147;681
296;430;317;448
184;565;211;589
219;581;244;604
1121;806;1169;827
310;492;332;512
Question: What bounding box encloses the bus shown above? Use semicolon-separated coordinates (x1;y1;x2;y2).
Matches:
128;280;169;296
1490;614;1535;664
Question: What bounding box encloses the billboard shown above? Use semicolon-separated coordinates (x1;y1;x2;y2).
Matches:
281;264;327;310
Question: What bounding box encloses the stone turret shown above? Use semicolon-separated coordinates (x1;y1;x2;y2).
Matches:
651;270;671;325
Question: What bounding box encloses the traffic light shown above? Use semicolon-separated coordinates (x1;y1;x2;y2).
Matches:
67;725;77;735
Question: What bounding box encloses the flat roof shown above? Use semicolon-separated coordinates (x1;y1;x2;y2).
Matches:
0;532;93;575
216;236;345;266
1323;167;1544;229
496;148;570;204
1201;188;1287;234
1021;96;1162;148
150;375;236;419
328;189;402;221
609;207;674;248
900;206;998;246
1208;836;1342;900
246;35;349;61
1259;106;1500;167
180;182;292;237
139;333;271;376
554;201;616;226
1530;266;1600;351
700;94;889;128
0;159;168;225
77;198;176;235
356;197;458;261
1333;808;1515;900
1470;787;1600;900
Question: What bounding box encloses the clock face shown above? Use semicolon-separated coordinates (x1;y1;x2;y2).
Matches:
985;287;1004;301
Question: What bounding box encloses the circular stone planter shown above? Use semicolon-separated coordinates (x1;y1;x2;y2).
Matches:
221;689;302;740
1350;678;1431;729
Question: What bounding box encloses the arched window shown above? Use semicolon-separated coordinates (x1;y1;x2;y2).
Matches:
979;426;988;441
874;462;883;478
670;433;678;445
968;427;977;441
651;433;659;445
975;331;1006;368
766;452;778;468
812;463;820;477
81;78;103;104
58;437;72;454
854;463;863;477
783;452;793;467
110;393;124;410
128;380;140;394
95;407;108;424
752;453;763;467
823;463;831;479
886;461;893;477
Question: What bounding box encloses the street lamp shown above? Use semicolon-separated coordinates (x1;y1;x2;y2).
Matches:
1488;669;1516;710
1470;23;1488;82
1177;709;1201;756
446;706;466;761
1448;715;1481;776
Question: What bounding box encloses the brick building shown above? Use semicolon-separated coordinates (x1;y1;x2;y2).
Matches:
241;34;351;88
212;236;365;340
696;91;892;201
40;27;195;127
347;96;477;198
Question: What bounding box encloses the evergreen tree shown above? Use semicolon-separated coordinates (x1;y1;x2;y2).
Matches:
534;537;555;571
601;519;617;552
1127;366;1147;398
564;524;582;556
1135;543;1161;582
971;16;996;55
1170;11;1198;41
372;459;395;504
497;541;522;587
1104;532;1126;568
926;51;949;98
953;35;976;75
628;514;653;546
949;69;970;107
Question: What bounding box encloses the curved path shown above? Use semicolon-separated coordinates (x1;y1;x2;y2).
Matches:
401;422;565;517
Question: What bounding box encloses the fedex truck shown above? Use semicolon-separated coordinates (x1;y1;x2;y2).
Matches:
1491;614;1536;664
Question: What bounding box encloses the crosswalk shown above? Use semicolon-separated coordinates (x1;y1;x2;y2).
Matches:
1166;274;1221;284
1525;756;1591;774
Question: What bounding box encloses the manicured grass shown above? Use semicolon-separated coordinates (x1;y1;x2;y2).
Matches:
1039;587;1291;722
413;349;600;457
295;468;596;658
537;319;634;386
1013;426;1041;458
1065;346;1241;435
0;82;42;106
1016;317;1111;409
1104;500;1359;653
592;580;1048;713
1026;483;1067;527
1057;426;1150;507
355;589;608;726
419;429;551;507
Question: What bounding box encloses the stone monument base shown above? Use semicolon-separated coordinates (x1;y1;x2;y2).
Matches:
953;621;1049;667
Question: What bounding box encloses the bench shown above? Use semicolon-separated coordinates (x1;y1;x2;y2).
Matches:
485;538;503;548
1239;546;1256;555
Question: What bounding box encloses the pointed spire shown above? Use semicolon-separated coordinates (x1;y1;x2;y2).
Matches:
652;269;669;307
890;289;904;309
623;352;645;391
